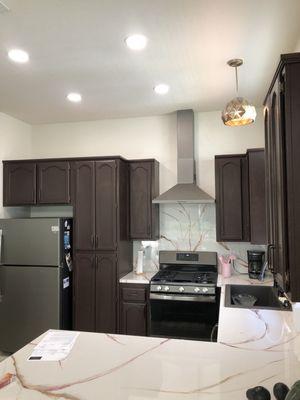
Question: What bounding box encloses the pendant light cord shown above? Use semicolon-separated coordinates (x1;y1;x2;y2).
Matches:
235;66;239;95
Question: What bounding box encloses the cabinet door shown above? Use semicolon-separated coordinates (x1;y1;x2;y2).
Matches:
3;162;36;205
95;161;117;251
38;162;70;204
130;161;158;239
73;253;95;332
95;253;117;333
215;156;249;241
121;302;147;336
271;80;289;290
248;150;267;245
73;161;95;251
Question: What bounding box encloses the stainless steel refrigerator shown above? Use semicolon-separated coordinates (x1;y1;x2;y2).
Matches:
0;218;73;353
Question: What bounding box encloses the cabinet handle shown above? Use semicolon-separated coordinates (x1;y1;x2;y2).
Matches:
95;235;99;248
267;244;275;274
91;235;95;247
95;256;98;270
38;189;41;201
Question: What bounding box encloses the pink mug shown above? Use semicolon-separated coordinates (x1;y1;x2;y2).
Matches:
222;262;232;278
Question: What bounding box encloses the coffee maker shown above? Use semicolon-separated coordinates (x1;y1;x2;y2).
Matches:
247;250;265;279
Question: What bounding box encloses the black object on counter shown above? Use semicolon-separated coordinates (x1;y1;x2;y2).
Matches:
246;386;271;400
273;382;290;400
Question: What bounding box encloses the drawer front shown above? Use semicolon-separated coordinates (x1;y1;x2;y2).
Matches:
122;287;147;302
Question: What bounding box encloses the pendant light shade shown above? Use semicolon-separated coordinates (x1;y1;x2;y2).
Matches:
222;59;256;126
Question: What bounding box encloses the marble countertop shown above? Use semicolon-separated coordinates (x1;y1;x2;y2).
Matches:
119;270;157;284
0;272;298;399
0;329;299;400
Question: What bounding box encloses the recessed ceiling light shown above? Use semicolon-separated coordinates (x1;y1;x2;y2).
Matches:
154;84;169;95
125;34;148;51
67;92;82;103
8;48;29;63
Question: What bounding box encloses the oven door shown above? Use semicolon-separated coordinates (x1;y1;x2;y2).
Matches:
149;291;220;342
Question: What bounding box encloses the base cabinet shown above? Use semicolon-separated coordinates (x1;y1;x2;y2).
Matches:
74;252;117;334
120;284;148;336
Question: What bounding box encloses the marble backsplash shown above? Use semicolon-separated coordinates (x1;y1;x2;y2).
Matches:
133;203;266;272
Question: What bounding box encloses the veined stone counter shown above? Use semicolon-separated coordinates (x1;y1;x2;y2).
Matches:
0;329;299;399
0;272;298;399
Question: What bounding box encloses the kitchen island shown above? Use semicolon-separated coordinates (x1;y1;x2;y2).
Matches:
0;328;299;399
0;272;299;399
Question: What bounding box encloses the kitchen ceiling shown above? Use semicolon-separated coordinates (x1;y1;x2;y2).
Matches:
0;0;300;124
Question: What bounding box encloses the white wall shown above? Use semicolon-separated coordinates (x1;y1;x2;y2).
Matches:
31;109;264;197
0;113;32;218
31;114;178;193
195;108;265;197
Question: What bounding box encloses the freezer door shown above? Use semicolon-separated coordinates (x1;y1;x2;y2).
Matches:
0;218;61;266
0;265;60;353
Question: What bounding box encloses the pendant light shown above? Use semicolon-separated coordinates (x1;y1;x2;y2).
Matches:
222;59;256;126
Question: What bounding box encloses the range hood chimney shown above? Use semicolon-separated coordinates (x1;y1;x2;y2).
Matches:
153;109;215;204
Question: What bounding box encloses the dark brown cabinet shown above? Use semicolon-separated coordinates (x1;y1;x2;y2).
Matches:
3;160;71;206
248;149;267;245
215;150;266;244
215;155;250;242
129;160;159;240
73;253;95;332
38;161;70;204
95;161;117;251
95;253;117;333
120;284;148;336
72;158;132;334
74;253;117;333
263;53;300;300
3;162;37;205
72;160;118;252
72;161;95;251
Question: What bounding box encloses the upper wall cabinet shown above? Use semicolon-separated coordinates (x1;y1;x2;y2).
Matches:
215;150;266;244
38;161;70;204
215;155;250;242
3;160;71;206
248;149;267;245
129;160;159;240
3;162;37;206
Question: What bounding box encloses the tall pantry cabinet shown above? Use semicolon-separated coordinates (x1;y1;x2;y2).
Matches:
71;158;132;333
264;53;300;301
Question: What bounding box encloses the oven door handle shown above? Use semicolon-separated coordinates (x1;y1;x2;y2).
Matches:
150;293;216;303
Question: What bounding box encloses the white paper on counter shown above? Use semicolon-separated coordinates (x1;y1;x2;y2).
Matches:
28;330;79;361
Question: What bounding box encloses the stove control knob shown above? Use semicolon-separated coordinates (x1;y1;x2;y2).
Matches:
164;286;170;291
202;287;209;293
179;286;185;293
157;286;162;291
194;287;200;293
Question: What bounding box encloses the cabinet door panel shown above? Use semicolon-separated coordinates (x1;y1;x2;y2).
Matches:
215;157;245;241
38;162;70;204
130;162;152;239
95;161;117;250
95;254;117;333
3;162;36;205
121;302;147;336
248;150;267;244
73;253;95;332
272;84;289;289
73;161;95;251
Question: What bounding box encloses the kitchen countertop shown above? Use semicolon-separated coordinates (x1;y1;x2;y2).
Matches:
0;272;298;399
119;270;157;284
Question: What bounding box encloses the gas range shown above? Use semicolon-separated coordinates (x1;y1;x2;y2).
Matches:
150;251;218;297
149;250;220;342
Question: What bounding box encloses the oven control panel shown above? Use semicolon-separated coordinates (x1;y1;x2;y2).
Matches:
150;284;216;295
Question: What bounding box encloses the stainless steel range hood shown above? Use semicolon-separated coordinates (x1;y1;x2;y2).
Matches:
153;109;215;204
